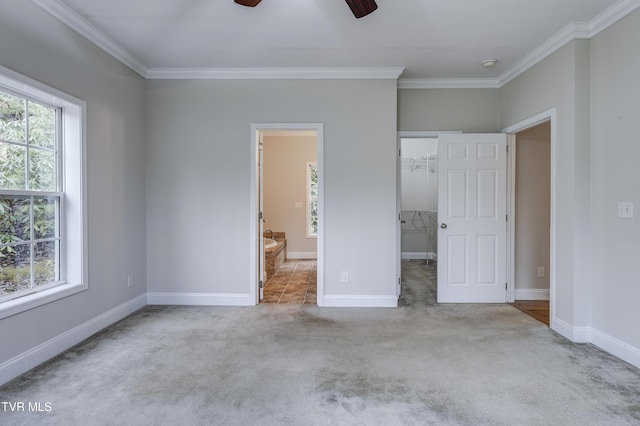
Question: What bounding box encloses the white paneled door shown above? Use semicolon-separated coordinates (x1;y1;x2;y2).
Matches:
437;134;507;303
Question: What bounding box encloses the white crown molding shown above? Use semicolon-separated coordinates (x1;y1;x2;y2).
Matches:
402;0;640;89
30;0;640;85
145;67;405;80
29;0;147;76
589;0;640;37
498;0;640;87
397;78;500;89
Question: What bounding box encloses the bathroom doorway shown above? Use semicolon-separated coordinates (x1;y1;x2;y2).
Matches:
250;124;323;306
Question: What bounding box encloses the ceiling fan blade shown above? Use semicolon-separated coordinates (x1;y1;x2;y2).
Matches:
234;0;262;6
345;0;378;18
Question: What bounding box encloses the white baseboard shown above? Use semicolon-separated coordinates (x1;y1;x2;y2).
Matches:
286;252;317;260
322;294;398;308
0;294;147;386
551;318;640;369
514;289;550;300
402;252;437;260
551;317;590;343
590;328;640;369
147;292;254;306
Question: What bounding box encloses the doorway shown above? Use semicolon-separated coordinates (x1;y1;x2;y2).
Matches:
504;109;556;327
508;120;551;325
250;124;324;306
398;136;439;305
261;130;318;304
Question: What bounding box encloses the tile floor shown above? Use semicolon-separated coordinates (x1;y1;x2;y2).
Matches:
262;259;316;304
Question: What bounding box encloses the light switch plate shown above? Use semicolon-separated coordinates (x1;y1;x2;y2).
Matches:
617;202;633;219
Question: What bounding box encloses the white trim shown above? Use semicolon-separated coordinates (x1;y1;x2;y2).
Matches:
286;252;317;260
503;108;557;323
322;295;398;308
398;78;500;89
30;0;640;85
497;22;589;87
589;0;640;38
549;320;640;369
0;283;87;320
551;317;590;343
146;293;254;306
514;289;550;301
401;1;640;89
250;123;324;306
398;131;461;138
29;0;147;76
146;67;405;80
0;294;146;386
591;328;640;369
0;65;88;318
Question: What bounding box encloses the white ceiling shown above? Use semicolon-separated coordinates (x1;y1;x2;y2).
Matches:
36;0;638;84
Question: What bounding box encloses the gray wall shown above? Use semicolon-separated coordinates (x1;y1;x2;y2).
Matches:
0;1;146;363
146;79;398;300
398;88;501;132
590;10;640;350
501;40;592;329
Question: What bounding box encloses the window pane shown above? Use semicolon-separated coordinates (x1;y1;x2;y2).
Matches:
0;92;26;144
34;240;56;286
0;142;26;190
33;197;57;239
0;243;31;296
0;197;31;242
29;148;56;191
310;165;318;200
28;101;55;149
310;200;318;234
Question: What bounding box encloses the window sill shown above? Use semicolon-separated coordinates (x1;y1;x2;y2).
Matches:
0;282;88;320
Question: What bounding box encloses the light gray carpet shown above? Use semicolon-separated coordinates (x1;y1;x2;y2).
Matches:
1;260;639;425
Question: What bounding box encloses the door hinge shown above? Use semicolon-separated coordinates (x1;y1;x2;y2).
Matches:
259;280;264;289
506;145;509;153
259;211;263;220
506;214;508;222
505;282;508;290
398;277;401;285
398;148;401;157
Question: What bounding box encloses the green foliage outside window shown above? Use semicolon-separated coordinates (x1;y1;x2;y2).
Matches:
0;91;57;296
309;164;318;235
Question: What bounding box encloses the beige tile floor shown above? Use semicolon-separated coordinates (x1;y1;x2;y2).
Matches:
262;259;316;304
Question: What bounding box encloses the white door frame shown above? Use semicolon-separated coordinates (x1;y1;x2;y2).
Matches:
503;109;557;323
249;123;324;305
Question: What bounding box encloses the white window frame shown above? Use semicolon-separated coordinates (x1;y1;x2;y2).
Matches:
0;66;87;319
306;161;318;239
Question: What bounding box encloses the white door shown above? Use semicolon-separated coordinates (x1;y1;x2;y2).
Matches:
437;134;507;303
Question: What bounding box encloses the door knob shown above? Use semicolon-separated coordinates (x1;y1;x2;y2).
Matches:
440;223;447;229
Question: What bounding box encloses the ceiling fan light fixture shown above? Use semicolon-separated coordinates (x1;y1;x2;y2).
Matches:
234;0;262;7
345;0;378;19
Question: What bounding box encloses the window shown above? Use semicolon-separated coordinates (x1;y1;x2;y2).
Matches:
0;66;86;318
306;162;318;238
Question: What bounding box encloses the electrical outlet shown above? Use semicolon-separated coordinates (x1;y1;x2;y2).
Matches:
341;271;349;283
537;267;545;278
127;275;133;288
